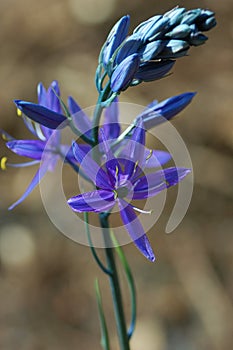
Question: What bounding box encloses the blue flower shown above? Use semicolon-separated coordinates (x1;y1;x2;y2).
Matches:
3;81;76;209
68;122;190;261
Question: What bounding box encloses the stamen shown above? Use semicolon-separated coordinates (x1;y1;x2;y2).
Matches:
1;157;7;170
133;160;139;173
146;149;153;160
113;190;118;200
1;131;12;141
132;205;152;215
17;108;22;117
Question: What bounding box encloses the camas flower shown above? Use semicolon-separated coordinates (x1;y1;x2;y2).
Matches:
3;81;76;209
68;121;190;261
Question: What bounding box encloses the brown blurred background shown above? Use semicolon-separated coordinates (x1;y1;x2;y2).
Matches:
0;1;233;349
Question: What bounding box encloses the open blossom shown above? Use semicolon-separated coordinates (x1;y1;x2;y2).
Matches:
3;81;76;210
68;121;190;261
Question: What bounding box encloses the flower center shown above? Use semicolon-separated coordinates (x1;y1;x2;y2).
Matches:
116;186;129;198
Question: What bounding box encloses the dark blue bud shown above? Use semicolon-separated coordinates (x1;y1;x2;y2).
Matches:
133;15;162;39
164;7;186;26
189;32;208;46
198;16;217;31
116;34;142;64
144;17;170;42
180;9;202;25
139;40;166;61
102;15;130;66
159;40;189;58
165;24;191;39
134;60;175;82
110;54;140;92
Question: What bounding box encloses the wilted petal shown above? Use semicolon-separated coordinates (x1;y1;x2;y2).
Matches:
15;100;67;129
118;199;155;262
68;190;115;213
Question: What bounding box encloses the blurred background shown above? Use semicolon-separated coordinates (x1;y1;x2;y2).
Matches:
0;0;232;349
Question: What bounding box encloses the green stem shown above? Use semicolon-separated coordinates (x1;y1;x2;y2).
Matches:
100;213;130;350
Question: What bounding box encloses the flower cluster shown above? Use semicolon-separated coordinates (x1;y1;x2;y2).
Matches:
1;6;216;261
97;7;216;94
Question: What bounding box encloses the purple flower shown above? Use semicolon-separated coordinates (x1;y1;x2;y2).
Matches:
14;80;67;129
68;122;190;261
4;81;76;209
137;92;196;129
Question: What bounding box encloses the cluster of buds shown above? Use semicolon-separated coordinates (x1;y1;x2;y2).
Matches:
97;7;216;94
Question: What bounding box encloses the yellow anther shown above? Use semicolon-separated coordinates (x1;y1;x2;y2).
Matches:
1;157;7;170
17;108;22;117
1;132;9;141
115;165;119;177
146;149;153;160
113;190;118;200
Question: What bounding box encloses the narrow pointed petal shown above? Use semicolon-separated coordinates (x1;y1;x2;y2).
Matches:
68;96;92;137
118;199;155;262
72;142;112;190
68;190;115;213
133;167;190;199
6;140;45;159
8;160;49;210
14;100;67;129
37;83;47;106
143;149;172;168
103;97;120;139
46;80;62;114
122;119;145;178
138;92;196;129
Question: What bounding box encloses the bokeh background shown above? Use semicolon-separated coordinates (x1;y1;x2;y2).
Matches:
0;0;232;349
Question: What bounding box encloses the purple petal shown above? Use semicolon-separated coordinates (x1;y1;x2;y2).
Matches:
72;142;112;190
118;199;155;261
14;100;67;129
46;80;62;114
6;140;45;160
37;83;47;106
8;160;49;210
142;149;172;168
68;190;115;213
133;167;191;199
138;92;196;129
68;96;92;137
103;97;120;139
122;119;146;178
